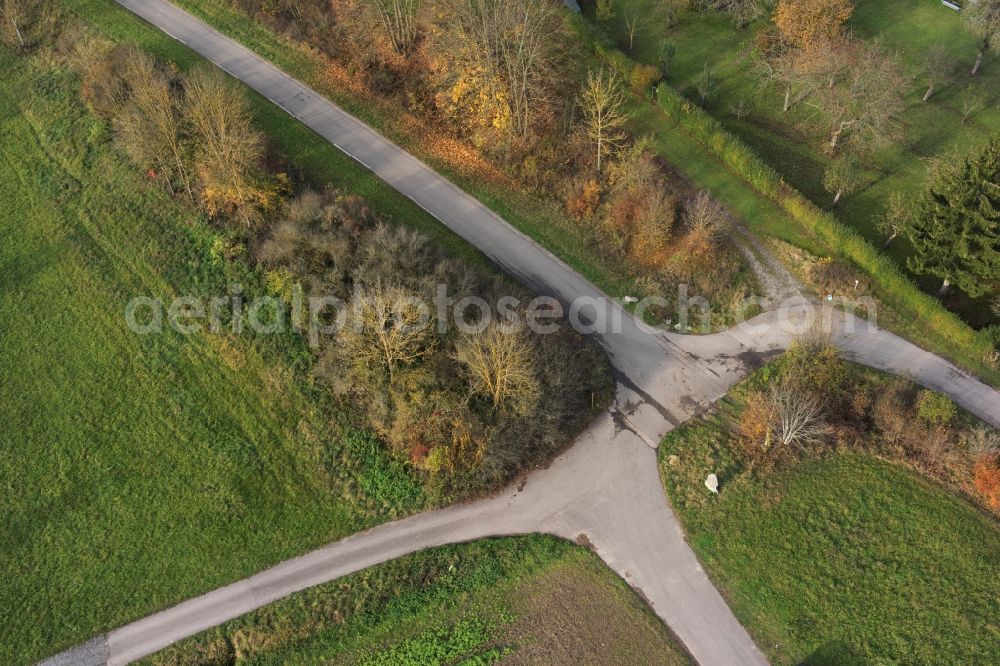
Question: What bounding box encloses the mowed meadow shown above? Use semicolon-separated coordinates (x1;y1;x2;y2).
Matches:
659;354;1000;664
0;44;379;663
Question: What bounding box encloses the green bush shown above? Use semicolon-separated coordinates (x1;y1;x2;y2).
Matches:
915;390;958;427
346;430;425;512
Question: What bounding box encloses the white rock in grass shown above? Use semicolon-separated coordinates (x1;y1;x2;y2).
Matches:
705;473;719;494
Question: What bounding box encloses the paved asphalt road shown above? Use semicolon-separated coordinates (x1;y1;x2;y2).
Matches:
41;1;1000;665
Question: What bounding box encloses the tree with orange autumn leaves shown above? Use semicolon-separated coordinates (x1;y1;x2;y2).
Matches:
774;0;853;49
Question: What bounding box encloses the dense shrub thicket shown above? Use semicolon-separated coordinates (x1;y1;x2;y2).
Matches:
46;21;611;501
259;188;611;498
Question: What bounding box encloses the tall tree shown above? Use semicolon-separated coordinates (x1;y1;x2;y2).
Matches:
624;7;641;52
906;134;1000;297
372;0;421;55
440;0;564;139
963;0;1000;75
184;66;275;227
579;69;629;174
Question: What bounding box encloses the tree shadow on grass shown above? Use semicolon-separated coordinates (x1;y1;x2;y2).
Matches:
800;641;870;666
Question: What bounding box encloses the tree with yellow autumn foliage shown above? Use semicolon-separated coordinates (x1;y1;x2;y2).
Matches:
453;321;540;416
436;0;564;139
185;66;283;228
579;69;629;174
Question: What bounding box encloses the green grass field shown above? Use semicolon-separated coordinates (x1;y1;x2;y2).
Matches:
595;0;1000;323
144;536;692;665
659;374;1000;664
0;44;381;663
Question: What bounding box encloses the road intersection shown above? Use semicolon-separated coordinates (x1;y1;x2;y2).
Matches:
41;1;1000;664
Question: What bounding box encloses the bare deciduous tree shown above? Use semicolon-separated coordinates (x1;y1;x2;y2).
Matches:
184;66;271;227
1;0;55;48
453;322;540;415
963;0;1000;75
809;40;907;152
967;427;1000;458
685;190;729;240
876;192;911;249
441;0;564;139
921;426;952;470
114;48;193;201
625;8;642;52
656;0;689;29
373;0;421;55
921;44;952;102
658;38;677;78
716;0;768;29
959;83;987;124
579;69;629;174
342;282;437;383
1;0;25;45
822;153;863;206
768;382;828;451
694;63;715;105
758;39;815;113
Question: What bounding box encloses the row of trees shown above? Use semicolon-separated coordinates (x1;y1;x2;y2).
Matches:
59;33;285;228
221;0;751;313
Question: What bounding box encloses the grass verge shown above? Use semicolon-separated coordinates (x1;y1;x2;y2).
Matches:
142;536;692;665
